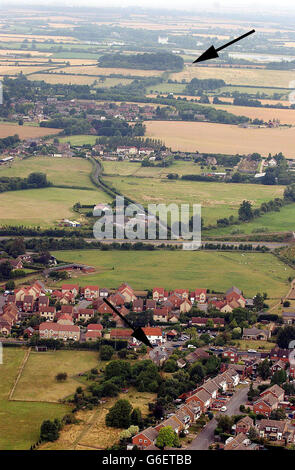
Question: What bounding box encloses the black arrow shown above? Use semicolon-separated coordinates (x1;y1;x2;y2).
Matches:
102;297;153;348
193;29;255;63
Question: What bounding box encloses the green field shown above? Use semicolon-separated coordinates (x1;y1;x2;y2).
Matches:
102;160;213;177
13;349;100;402
0;186;111;227
0;347;69;450
58;135;98;146
208;203;295;236
103;174;284;226
51;249;293;298
0;156;95;188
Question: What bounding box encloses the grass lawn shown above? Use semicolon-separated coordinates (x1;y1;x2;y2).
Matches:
233;340;276;351
0;347;69;450
51;249;293;298
58;134;98;146
13;349;101;402
0;156;95;188
0;186;111;227
103;175;284;226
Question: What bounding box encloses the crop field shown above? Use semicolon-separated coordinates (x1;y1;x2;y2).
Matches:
12;350;100;402
199;103;295;125
27;73;97;85
0;156;95;188
0;123;60;139
0;186;110;227
170;66;295;88
60;65;164;77
0;347;69;450
144;120;295;158
51;249;293;298
104;174;284;225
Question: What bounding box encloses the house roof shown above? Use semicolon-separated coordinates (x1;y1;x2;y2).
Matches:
258;419;286;432
143;327;162;337
87;323;103;331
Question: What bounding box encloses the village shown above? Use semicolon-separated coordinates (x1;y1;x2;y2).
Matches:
1;273;295;450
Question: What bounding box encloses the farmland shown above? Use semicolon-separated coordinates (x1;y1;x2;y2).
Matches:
0;347;69;450
12;349;100;402
144;120;295;157
102;159;206;177
103;174;284;225
170;66;295;88
51;249;293;298
0;123;60;139
0;156;95;188
0;186;110;227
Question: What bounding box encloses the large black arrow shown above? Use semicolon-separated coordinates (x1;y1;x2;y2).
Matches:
193;29;255;63
103;297;153;348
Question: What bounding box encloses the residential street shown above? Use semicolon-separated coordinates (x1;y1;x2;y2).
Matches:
187;385;249;450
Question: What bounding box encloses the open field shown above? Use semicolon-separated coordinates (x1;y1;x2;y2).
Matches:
0;123;60;139
0;156;95;188
0;186;110;227
0;347;69;450
13;350;100;402
58;134;98;146
51;250;293;298
0;65;56;75
27;73;97;85
233;340;276;351
104;175;284;225
207;203;295;237
144;120;295;158
61;65;164;77
170;66;295;88
102;159;208;177
199;103;295;125
40;388;156;450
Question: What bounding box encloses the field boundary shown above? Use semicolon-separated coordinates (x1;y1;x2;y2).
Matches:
8;347;31;400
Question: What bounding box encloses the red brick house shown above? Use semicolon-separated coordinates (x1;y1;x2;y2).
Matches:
235;416;254;435
132;427;158;449
222;348;239;363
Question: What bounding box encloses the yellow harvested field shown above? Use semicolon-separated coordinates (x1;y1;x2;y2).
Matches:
0;50;53;57
170;66;295;88
62;65;163;77
27;74;96;85
0;123;60;139
201;103;295;125
145;120;295;158
0;65;55;75
0;33;79;43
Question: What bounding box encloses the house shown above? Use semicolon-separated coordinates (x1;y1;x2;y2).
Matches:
271;359;286;374
132;427;159;449
99;288;109;298
146;299;156;310
61;284;79;297
242;327;269;341
186;389;211;413
83;285;99;301
185;348;210;364
38;296;49;309
142;327;164;345
110;329;133;341
153;307;169;323
155;415;184;435
0;258;23;270
282;311;295;324
117;283;137;302
253;394;280;417
198;379;219;399
260;384;285;402
226;291;246;308
194;289;207;304
39;321;80;341
97;302;114;315
109;292;125;307
180;298;192;313
258;419;290;442
85;329;102;341
133;299;144;312
235;416;254;435
224;433;254;450
222;348;239;363
60;304;74;316
23;295;34;313
57;313;74;325
39;305;56;321
153;287;165;301
172;289;189;299
77;308;95;322
270;346;290;363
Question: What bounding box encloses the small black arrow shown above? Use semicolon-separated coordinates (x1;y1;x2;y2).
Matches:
102;298;153;348
193;29;255;64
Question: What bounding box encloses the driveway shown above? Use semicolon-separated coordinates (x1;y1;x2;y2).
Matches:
187;385;249;450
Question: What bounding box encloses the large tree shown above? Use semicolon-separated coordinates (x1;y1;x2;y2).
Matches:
105;399;132;428
156;426;180;449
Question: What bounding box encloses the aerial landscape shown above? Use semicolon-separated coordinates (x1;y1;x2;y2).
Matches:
2;0;295;459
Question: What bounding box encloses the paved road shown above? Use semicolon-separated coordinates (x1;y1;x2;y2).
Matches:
188;385;249;450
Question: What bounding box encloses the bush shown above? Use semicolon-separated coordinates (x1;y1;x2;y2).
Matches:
100;345;114;361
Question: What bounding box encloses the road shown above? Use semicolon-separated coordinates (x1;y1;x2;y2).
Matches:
187;385;249;450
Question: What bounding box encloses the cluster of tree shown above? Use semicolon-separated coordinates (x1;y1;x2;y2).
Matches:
185;77;226;94
91;119;145;137
40;117;91;135
0;172;51;193
98;52;184;71
96;135;165;152
0;134;20;151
